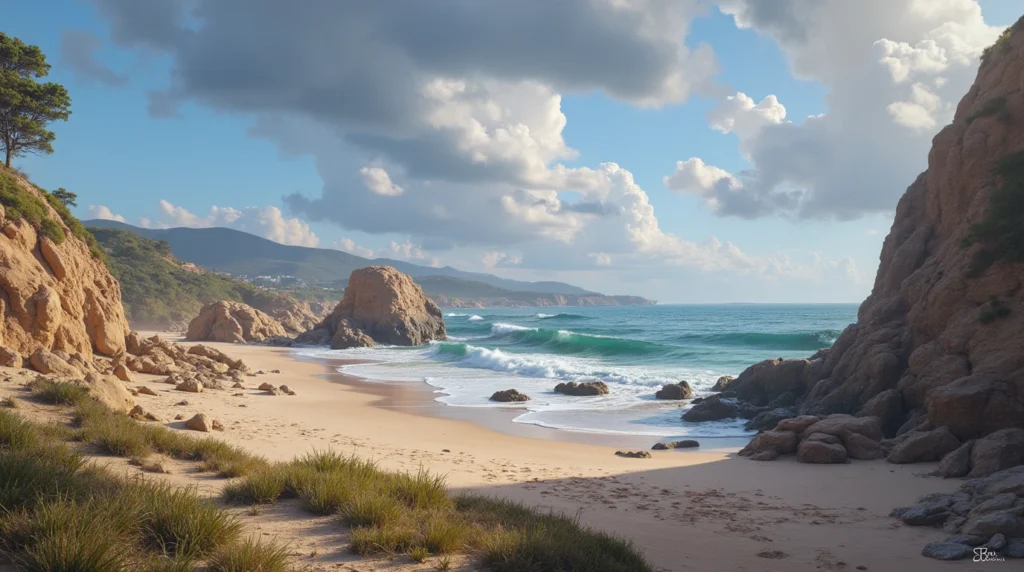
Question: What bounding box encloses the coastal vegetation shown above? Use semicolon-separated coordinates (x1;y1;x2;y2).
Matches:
0;33;72;168
90;226;313;328
2;378;651;570
964;149;1024;277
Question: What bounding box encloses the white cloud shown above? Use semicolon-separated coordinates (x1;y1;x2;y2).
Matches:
153;200;320;247
589;252;613;266
482;251;523;270
664;158;741;212
359;167;404;196
86;205;125;222
682;0;1005;219
332;238;375;258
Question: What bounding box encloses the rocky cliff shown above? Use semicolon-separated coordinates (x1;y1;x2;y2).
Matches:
725;21;1024;441
185;300;288;343
0;168;127;361
298;266;446;349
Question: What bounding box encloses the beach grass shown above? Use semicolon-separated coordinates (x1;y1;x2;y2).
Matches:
5;378;652;571
225;450;652;570
0;408;283;570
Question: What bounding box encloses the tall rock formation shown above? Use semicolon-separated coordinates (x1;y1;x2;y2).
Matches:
728;22;1024;440
0;168;128;361
298;266;446;349
185;300;288;343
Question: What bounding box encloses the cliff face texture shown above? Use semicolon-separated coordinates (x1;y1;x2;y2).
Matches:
299;266;446;349
0;170;127;361
731;24;1024;440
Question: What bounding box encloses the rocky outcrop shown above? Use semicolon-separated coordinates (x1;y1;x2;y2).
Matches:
893;465;1024;560
0;168;128;367
186;300;288;343
654;381;692;400
251;296;331;334
553;381;609;396
490;389;530;402
739;414;885;464
297;266;446;349
719;23;1024;460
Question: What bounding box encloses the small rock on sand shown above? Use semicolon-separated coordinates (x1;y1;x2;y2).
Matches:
615;450;652;459
137;386;158;396
652;440;700;450
185;413;212;432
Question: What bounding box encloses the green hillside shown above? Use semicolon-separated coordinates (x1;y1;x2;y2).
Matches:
88;226;324;329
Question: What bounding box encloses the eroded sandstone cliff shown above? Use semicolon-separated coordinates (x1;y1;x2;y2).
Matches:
727;21;1024;441
0;168;128;361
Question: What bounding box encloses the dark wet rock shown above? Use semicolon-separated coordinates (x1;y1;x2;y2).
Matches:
921;542;974;560
682;394;759;422
1007;540;1024;558
937;441;975;478
615;450;651;459
986;533;1008;552
800;414;883;442
804;432;842;445
490;389;531;402
969;493;1017;517
711;375;735;392
944;534;987;546
898;503;952;526
655;381;693;400
750;449;780;461
554;381;609;396
943;516;968;533
856;389;904;437
652;440;699;450
744;407;797;432
960;511;1024;538
843;432;884;460
776;415;820;433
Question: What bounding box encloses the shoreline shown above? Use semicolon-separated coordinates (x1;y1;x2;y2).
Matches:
304;352;752;452
126;334;962;572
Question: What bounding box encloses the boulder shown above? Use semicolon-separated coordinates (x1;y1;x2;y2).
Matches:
888;427;961;464
960;511;1024;538
0;347;22;368
856;389;904;437
175;380;203;393
652;440;699;450
80;372;135;413
968;428;1024;478
136;386;158;396
710;375;735;392
1007;540;1024;558
682;394;758;422
776;415;820;433
921;542;974;561
184;413;212;432
800;415;883;442
186;300;288;343
297;266;446;348
257;382;275;392
30;348;82;379
554;381;609;396
112;363;132;382
726;358;811;406
490;389;531;402
739;430;799;457
937;441;975;478
797;439;848;464
654;381;693;400
328;319;377;349
744;407;797;432
804;432;842;445
750;450;780;461
279;385;296;396
842;432;884;460
897;503;953;526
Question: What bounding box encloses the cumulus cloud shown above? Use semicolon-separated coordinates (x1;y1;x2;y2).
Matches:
674;0;1004;219
59;30;127;86
153;200;320;247
332;238;374;258
86;205;125;222
482;251;523;270
359;167;404;196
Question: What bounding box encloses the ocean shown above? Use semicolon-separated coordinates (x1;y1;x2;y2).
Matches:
297;304;859;439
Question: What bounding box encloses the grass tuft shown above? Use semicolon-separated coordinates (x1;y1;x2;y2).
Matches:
207;537;292;572
30;376;89;406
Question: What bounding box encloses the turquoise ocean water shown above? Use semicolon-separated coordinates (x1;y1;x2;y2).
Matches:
297;304;859;438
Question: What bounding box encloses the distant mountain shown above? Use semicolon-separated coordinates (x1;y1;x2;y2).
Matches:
83;220;626;298
416;276;654;308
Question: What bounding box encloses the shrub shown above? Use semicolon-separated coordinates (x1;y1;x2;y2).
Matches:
207;537;291;572
0;169;49;225
964;150;1024;275
37;217;65;243
348;523;419;556
29;376;89;406
223;468;288;505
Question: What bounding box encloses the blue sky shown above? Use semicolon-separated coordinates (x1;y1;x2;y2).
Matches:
5;0;1020;303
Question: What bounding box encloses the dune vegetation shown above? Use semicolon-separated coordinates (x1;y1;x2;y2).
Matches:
0;379;651;571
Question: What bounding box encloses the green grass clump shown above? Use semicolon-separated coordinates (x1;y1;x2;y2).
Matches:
207;537;292;572
29;376;89;406
963;149;1024;276
980;296;1012;324
37;217;65;243
40;186;103;258
0;169;50;226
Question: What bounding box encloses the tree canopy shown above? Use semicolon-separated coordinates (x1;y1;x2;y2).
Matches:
0;33;71;167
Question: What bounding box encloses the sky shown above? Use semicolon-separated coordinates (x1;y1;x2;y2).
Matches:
5;0;1021;303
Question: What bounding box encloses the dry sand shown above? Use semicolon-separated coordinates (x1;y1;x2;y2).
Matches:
3;335;984;571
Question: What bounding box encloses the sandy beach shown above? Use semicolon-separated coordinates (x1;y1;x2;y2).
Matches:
83;335;976;572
